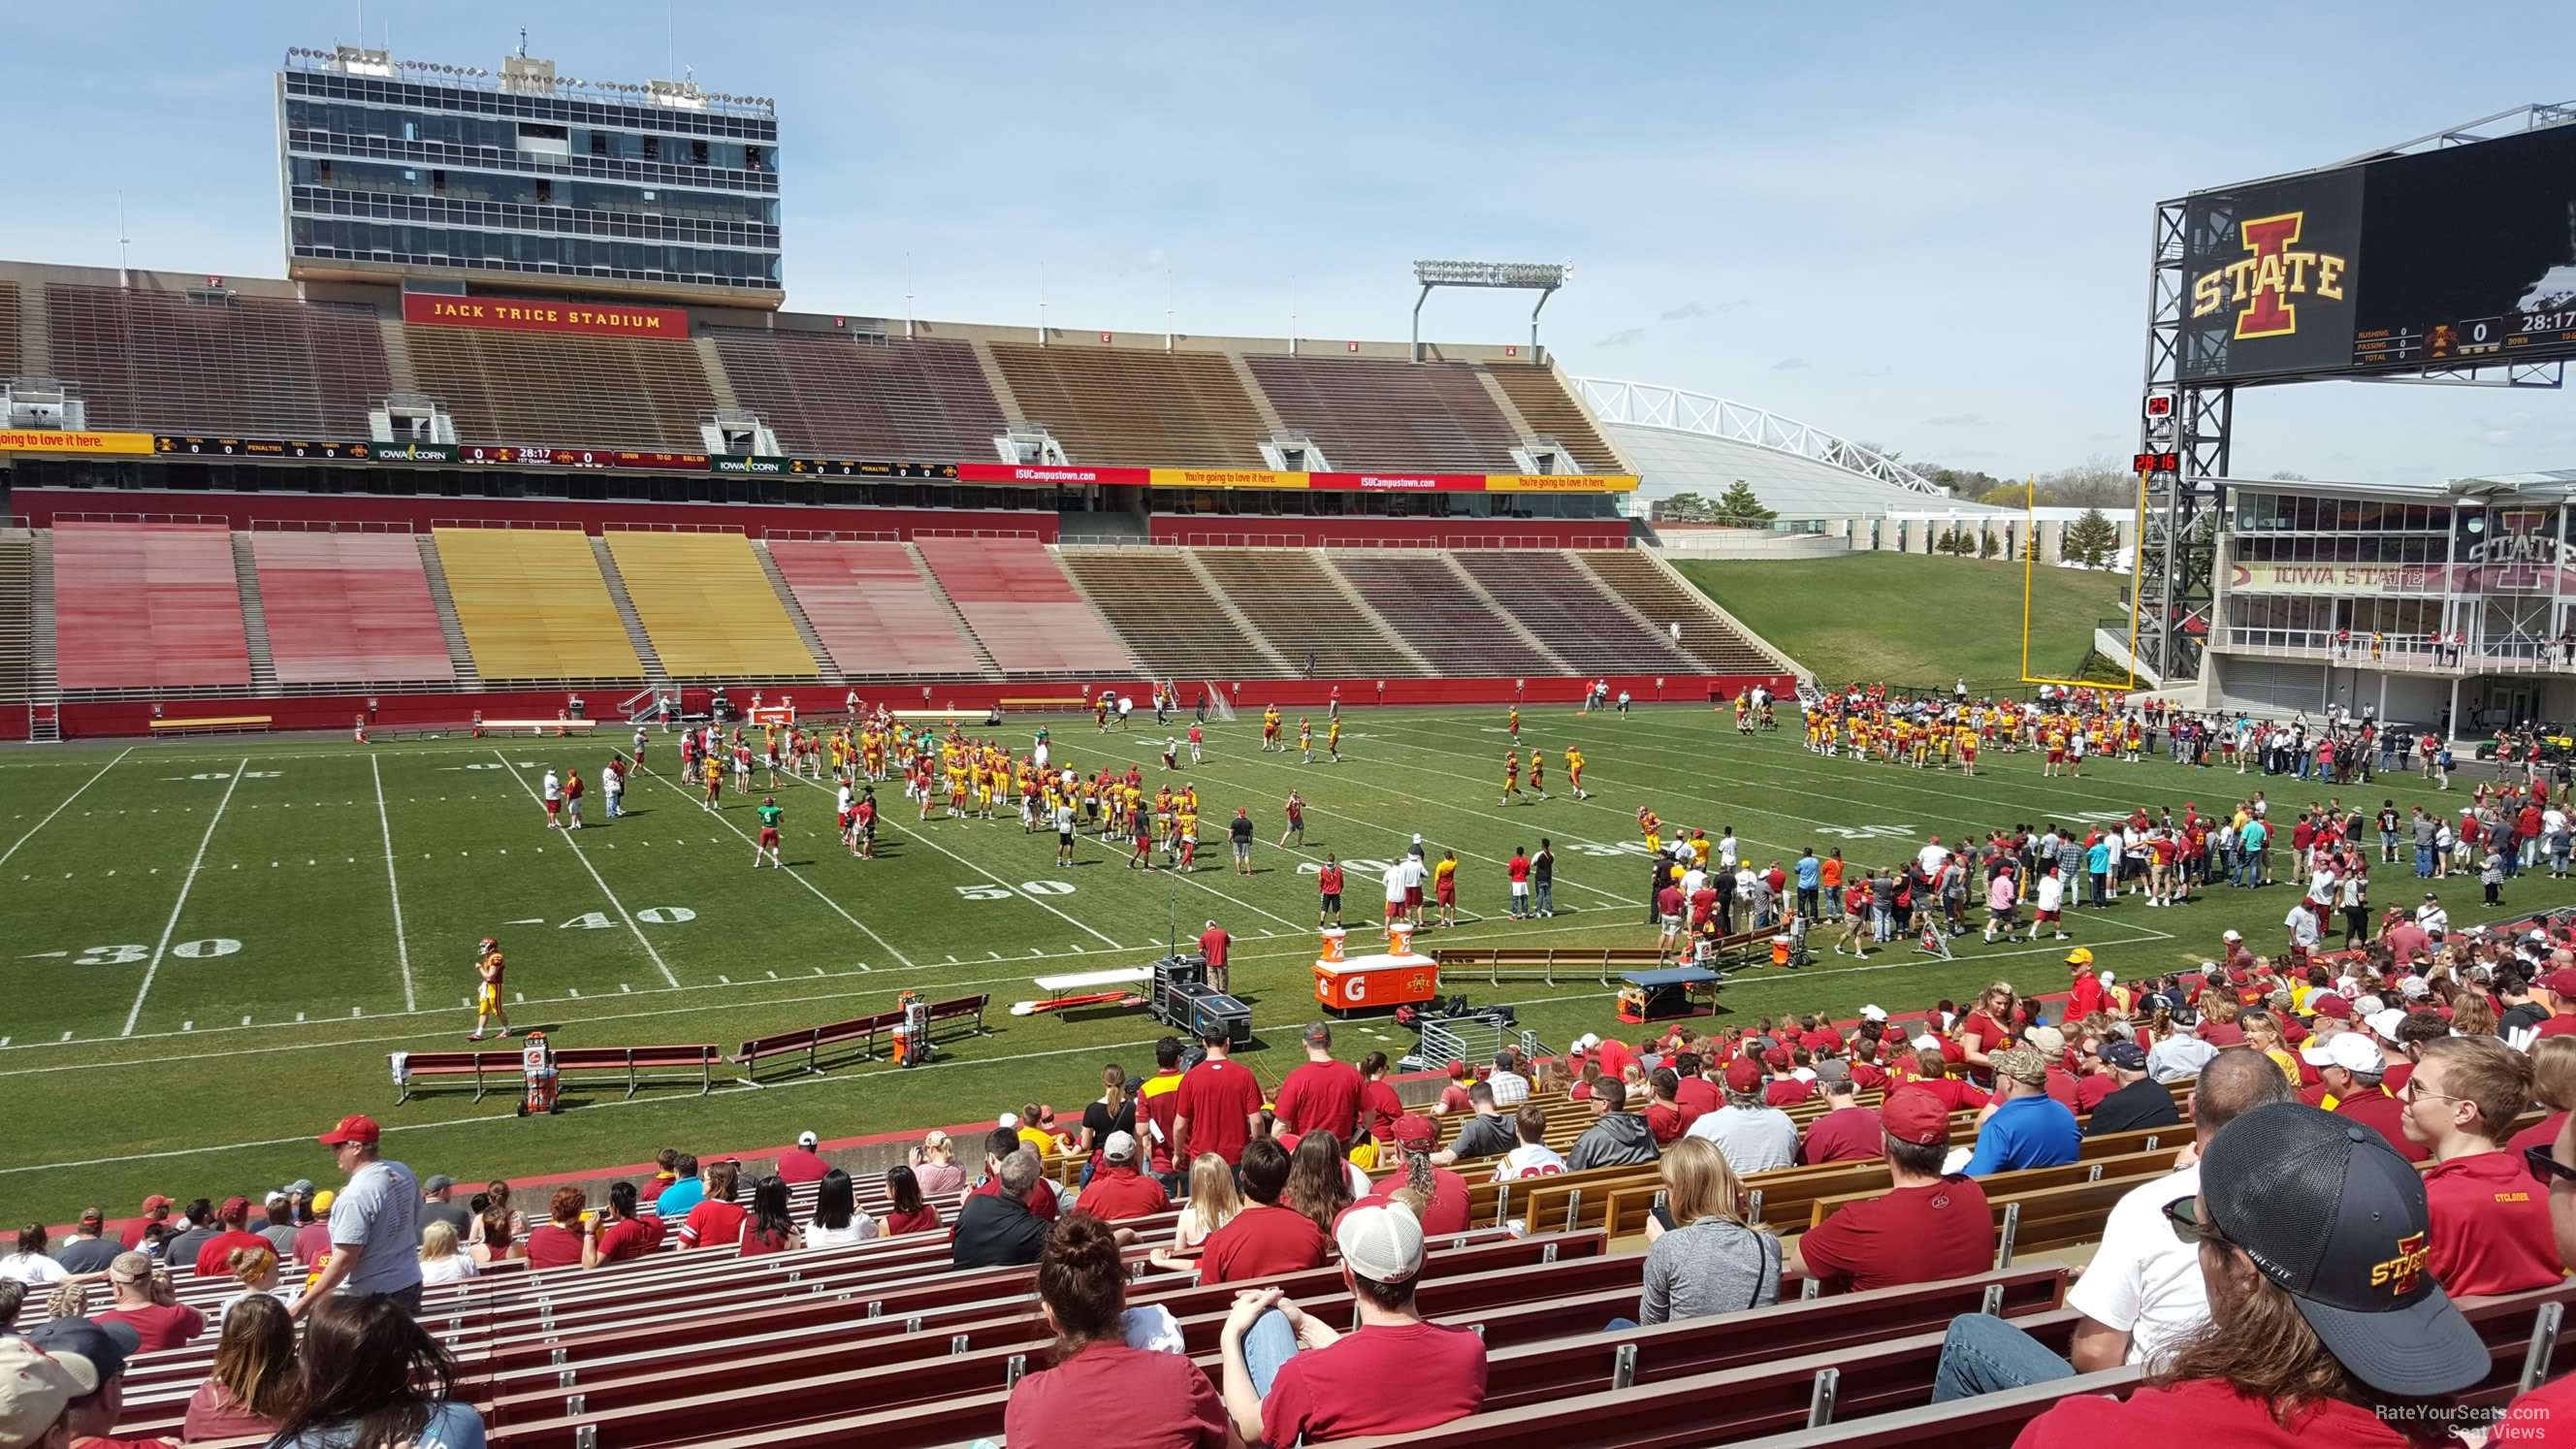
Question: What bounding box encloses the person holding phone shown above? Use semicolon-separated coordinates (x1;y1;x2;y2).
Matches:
1620;1138;1777;1328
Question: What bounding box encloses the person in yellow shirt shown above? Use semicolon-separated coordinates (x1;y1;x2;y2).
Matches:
1564;747;1587;799
1326;716;1343;763
1528;749;1548;800
1433;851;1461;927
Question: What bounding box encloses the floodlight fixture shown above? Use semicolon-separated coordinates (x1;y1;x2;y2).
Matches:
1409;258;1572;362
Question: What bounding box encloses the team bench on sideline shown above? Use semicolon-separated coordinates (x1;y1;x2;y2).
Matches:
478;719;599;736
145;715;273;735
1433;943;1768;985
387;1044;720;1104
728;993;993;1081
995;694;1090;711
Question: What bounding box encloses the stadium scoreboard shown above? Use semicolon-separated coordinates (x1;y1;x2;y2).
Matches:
2178;123;2576;384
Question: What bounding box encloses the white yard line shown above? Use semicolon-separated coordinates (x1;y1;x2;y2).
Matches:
765;769;1126;950
614;753;915;968
0;745;132;869
495;751;681;988
371;756;417;1013
119;758;244;1037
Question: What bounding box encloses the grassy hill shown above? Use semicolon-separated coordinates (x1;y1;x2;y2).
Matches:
1669;553;2132;691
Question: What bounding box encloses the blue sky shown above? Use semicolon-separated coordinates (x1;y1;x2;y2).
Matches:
12;1;2574;484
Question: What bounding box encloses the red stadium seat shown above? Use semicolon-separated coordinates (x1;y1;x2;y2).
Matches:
50;521;250;690
249;531;454;684
762;539;986;677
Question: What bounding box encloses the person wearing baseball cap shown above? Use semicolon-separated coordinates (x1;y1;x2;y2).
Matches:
114;1198;175;1252
190;1198;269;1281
0;1336;82;1449
90;1252;204;1352
1358;1114;1471;1236
296;1115;423;1317
1071;1131;1170;1224
2302;1032;2429;1164
1684;1057;1798;1174
2082;1040;2181;1136
1218;1201;1488;1444
48;1213;117;1278
775;1132;829;1186
1959;1048;2079;1176
2529;968;2576;1041
2011;1102;2491;1443
22;1319;151;1449
1787;1091;1993;1296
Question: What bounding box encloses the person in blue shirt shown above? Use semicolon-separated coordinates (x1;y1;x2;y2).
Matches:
1793;849;1824;922
2238;817;2270;888
2082;838;2111;908
653;1153;707;1219
1960;1048;2081;1175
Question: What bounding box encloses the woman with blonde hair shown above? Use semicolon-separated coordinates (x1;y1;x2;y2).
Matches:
2513;1035;2576;1153
2450;994;2498;1040
183;1292;296;1441
416;1221;477;1285
216;1245;295;1327
1627;1137;1778;1325
2238;1011;2300;1085
1147;1153;1240;1270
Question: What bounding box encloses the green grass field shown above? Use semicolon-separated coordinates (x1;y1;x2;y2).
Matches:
1670;555;2133;690
1;706;2557;1226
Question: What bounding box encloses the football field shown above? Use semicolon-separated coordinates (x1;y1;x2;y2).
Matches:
0;705;2557;1224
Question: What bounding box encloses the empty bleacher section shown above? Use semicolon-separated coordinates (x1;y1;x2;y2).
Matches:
1332;553;1556;676
0;531;33;701
1245;355;1524;471
763;540;988;677
1576;548;1790;673
707;331;1004;458
913;536;1136;675
986;343;1266;467
0;280;19;377
50;522;250;690
248;531;456;685
1192;548;1424;677
1455;550;1698;673
43;284;392;437
432;528;642;682
1054;549;1279;679
599;531;818;679
1486;363;1626;472
406;327;716;451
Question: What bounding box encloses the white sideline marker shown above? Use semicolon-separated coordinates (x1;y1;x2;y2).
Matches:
371;757;416;1013
59;1032;71;1043
182;1022;192;1032
295;1013;305;1022
241;1015;251;1026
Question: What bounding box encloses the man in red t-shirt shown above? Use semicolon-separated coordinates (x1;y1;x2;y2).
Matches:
2065;950;2104;1019
1073;1132;1173;1223
1175;1025;1264;1167
118;1195;176;1250
963;1126;1061;1223
1317;855;1345;928
1200;1139;1328;1284
1890;1046;1988;1112
1218;1201;1488;1444
1272;1022;1366;1143
192;1197;272;1278
1199;919;1233;996
1790;1092;1993;1293
2401;1037;2561;1295
1798;1078;1884;1164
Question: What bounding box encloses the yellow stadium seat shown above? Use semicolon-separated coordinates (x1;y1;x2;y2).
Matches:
601;531;818;677
433;528;641;681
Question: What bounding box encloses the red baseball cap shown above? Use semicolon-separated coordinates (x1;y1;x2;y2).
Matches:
216;1196;251;1219
1764;1046;1791;1069
1393;1113;1439;1152
316;1114;380;1146
1724;1058;1762;1093
2312;995;2353;1020
1882;1092;1951;1146
2545;970;2576;997
139;1195;174;1212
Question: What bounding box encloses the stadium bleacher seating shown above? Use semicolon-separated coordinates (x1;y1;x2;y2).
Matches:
1576;548;1787;674
912;536;1136;675
0;531;34;701
1245;356;1525;471
1053;548;1278;679
247;531;455;685
1330;552;1555;675
1192;548;1424;677
1453;550;1700;672
986;342;1267;467
706;331;1005;459
599;531;819;679
0;279;20;377
406;326;717;453
1484;363;1626;473
431;528;643;682
759;538;987;677
50;521;251;690
42;283;393;438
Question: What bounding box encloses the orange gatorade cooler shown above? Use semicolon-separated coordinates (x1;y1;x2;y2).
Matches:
1387;921;1415;956
1319;928;1347;964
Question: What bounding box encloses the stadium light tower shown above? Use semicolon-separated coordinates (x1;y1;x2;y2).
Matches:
1411;259;1570;362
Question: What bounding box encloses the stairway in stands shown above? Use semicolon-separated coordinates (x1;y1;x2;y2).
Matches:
228;532;279;692
748;539;843;680
412;537;484;688
904;544;1003;680
588;536;672;689
28;531;58;708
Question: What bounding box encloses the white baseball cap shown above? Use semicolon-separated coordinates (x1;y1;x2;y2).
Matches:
2301;1032;2384;1074
1912;1033;1943;1051
1336;1201;1426;1285
796;1131;819;1149
2365;1009;2410;1045
1858;1005;1887;1022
